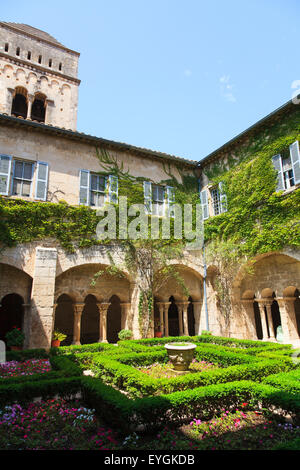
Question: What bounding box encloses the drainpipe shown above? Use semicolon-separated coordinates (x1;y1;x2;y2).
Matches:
197;174;209;332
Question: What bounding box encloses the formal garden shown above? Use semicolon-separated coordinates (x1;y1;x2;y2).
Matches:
0;333;300;450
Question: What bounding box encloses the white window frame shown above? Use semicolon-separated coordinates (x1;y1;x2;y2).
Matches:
143;182;175;217
79;170;118;208
11;159;34;198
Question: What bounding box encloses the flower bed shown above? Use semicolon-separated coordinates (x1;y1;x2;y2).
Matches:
0;359;51;379
0;398;299;450
0;398;119;450
139;359;216;379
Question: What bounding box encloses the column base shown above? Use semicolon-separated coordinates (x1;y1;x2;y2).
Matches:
98;339;108;343
72;341;81;345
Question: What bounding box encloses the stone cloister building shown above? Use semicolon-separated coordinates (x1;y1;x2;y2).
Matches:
0;22;299;348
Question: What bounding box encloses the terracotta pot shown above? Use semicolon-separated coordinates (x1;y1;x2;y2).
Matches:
10;345;22;351
154;331;163;338
51;340;61;347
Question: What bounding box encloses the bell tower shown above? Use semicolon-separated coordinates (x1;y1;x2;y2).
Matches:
0;22;80;130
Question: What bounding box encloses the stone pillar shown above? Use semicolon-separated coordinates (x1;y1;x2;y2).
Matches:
162;302;171;337
257;301;269;340
241;300;258;340
97;302;110;343
156;302;165;335
277;297;299;342
72;303;84;345
179;302;190;336
192;301;202;336
177;303;184;336
22;303;31;349
28;247;57;349
120;303;131;330
27;94;34;119
264;300;276;339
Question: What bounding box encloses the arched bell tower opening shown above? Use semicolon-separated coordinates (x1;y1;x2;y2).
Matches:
11;87;28;118
31;93;46;122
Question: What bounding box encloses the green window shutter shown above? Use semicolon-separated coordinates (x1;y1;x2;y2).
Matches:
289;141;300;185
166;185;175;217
218;181;227;213
79;169;90;205
35;162;49;201
271;154;284;192
0;154;12;195
108;175;118;203
200;189;209;220
143;181;152;214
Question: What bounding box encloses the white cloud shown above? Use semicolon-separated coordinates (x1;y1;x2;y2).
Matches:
219;75;236;103
184;69;192;77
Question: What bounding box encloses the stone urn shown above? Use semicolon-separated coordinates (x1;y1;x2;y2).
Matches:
165;342;197;372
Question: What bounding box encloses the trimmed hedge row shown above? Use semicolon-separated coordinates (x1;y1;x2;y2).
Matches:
0;377;82;408
5;348;49;362
81;377;300;432
83;348;295;398
262;368;300;394
123;335;292;350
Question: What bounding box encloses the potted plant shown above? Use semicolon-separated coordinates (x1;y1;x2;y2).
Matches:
5;326;25;351
154;319;163;338
118;329;133;341
51;330;67;347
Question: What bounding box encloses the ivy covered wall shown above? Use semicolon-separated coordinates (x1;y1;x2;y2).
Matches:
203;105;300;260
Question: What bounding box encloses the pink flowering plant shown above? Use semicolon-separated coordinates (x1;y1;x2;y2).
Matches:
0;359;51;379
0;398;119;450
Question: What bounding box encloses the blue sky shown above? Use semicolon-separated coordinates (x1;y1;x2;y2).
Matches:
2;0;300;161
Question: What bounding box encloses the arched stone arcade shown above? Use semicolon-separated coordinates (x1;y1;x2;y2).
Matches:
233;253;300;345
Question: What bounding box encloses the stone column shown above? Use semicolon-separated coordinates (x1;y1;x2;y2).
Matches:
177;303;184;336
264;300;276;340
156;302;165;335
162;302;171;337
27;94;34;119
72;303;84;345
277;297;299;342
257;301;269;340
97;302;110;343
179;302;190;336
192;301;202;336
241;300;258;340
22;303;31;349
28;247;57;349
120;303;131;330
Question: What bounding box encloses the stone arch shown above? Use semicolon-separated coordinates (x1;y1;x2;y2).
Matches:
31;92;47;122
81;294;100;344
53;294;74;346
232;252;300;342
3;64;14;78
107;294;121;343
11;86;28;118
0;293;24;344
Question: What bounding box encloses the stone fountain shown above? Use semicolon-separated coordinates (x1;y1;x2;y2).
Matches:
164;342;197;374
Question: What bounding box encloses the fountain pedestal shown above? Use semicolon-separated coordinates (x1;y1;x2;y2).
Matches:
165;342;197;372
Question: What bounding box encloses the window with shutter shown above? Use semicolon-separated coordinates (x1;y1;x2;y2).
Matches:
108;175;118;204
200;189;209;220
289;140;300;186
79;169;90;205
90;173;106;207
0;154;12;195
35;162;49;201
143;181;152;215
218;182;227;213
12;160;34;197
166;186;175;217
271;154;285;192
